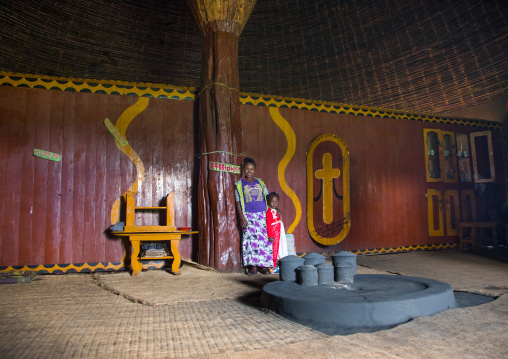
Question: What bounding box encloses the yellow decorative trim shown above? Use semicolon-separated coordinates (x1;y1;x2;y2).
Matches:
306;134;351;246
269;107;302;233
299;243;459;257
351;243;458;255
240;93;502;129
110;97;150;228
1;71;501;129
0;262;126;274
0;260;168;274
0;71;196;100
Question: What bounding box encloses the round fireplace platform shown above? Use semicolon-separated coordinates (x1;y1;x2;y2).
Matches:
261;274;457;335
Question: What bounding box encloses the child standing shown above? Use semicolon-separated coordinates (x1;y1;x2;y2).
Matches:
266;192;288;273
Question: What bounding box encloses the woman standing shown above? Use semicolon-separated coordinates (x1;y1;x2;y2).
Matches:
235;158;273;275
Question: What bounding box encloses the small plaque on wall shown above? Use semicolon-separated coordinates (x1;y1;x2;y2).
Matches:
209;161;241;174
33;149;62;162
104;118;128;146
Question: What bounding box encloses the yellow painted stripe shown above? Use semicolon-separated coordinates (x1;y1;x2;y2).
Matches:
269;107;302;233
110;97;150;227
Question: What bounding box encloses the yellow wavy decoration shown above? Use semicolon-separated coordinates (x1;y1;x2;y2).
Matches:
239;95;501;130
110;97;150;225
269;107;302;233
0;71;196;99
1;72;499;130
0;262;126;274
352;243;458;255
0;244;458;273
298;243;458;257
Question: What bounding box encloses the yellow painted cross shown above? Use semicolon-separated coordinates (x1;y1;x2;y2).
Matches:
315;153;340;224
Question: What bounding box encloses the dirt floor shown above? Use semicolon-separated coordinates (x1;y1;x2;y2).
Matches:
1;249;507;358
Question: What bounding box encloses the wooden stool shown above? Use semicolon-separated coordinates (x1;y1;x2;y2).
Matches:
457;222;500;251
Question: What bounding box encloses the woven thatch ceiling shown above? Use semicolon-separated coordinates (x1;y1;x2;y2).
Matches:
1;0;507;115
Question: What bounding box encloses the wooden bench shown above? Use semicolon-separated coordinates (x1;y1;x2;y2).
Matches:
457;221;500;251
113;192;197;276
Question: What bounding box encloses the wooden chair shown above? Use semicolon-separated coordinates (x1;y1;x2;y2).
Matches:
125;192;176;232
113;192;196;276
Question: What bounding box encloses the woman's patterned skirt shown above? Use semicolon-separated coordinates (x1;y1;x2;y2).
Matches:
242;211;273;268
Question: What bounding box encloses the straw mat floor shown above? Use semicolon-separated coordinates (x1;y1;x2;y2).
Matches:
0;272;325;358
1;250;508;358
94;262;283;306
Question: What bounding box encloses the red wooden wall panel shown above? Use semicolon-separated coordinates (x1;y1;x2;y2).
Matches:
94;94;109;262
0;87;197;267
104;94;129;263
60;92;76;263
32;90;52;265
239;106;506;254
2;87;26;264
339;113;366;250
0;84;505;268
45;91;64;264
83;92;98;262
71;93;87;262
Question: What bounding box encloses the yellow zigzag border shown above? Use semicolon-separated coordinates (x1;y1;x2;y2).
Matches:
299;243;458;257
0;261;170;274
0;71;501;129
0;262;125;274
0;71;196;100
0;244;457;273
240;95;502;129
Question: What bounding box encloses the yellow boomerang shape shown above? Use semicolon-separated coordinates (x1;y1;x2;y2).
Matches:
110;97;150;225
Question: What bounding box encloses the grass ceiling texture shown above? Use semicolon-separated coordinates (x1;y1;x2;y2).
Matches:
0;0;507;114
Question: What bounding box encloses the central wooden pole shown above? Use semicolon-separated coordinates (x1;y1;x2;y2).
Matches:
187;0;256;271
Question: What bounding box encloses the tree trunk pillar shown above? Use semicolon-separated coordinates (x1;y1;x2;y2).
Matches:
187;0;256;271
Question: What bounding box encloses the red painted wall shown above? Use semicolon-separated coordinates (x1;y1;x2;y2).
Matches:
0;85;505;267
0;87;196;266
241;106;506;254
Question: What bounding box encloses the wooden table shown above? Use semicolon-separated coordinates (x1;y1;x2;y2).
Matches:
457;222;500;251
113;230;198;276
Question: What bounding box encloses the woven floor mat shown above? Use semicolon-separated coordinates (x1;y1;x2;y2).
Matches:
93;261;390;307
357;250;508;297
94;264;282;306
0;274;326;359
192;294;508;359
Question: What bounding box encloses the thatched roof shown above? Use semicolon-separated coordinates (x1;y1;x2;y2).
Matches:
0;0;506;115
